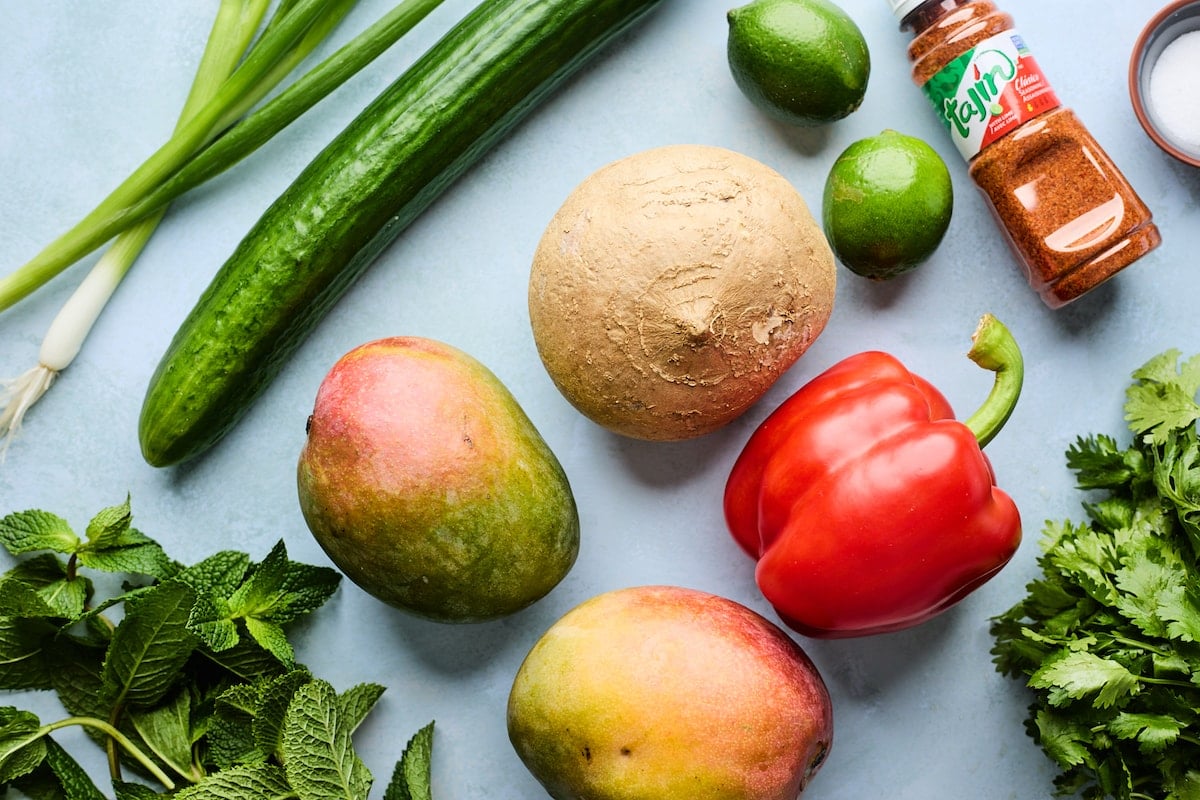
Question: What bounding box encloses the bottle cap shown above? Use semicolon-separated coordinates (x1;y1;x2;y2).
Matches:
886;0;925;21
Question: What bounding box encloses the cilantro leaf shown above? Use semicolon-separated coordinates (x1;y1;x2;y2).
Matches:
1029;651;1141;708
1160;582;1200;642
1150;429;1200;553
1125;350;1200;444
1066;434;1144;491
384;721;435;800
1033;709;1092;769
1107;712;1181;752
993;348;1200;799
0;509;80;556
1113;549;1184;638
281;679;372;800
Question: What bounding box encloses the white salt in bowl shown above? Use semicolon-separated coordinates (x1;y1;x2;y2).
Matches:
1130;0;1200;167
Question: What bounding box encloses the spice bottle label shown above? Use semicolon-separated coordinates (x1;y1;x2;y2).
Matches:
921;30;1061;161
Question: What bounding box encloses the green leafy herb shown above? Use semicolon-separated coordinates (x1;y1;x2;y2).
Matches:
0;500;435;797
992;350;1200;799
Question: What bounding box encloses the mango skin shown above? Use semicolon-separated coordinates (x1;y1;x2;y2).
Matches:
507;585;833;799
297;336;580;623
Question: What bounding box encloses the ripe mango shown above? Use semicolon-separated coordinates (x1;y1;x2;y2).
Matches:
296;336;580;623
507;585;833;799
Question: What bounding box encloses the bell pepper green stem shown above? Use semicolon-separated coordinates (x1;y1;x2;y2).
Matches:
963;313;1023;449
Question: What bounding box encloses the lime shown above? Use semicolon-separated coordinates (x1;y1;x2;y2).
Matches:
822;129;953;280
727;0;870;126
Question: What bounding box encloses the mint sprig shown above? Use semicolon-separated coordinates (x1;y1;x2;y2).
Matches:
0;500;435;798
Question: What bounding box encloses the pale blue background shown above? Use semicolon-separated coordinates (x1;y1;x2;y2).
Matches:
1;1;1198;798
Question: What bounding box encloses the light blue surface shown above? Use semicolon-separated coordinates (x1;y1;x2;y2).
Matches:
1;1;1197;798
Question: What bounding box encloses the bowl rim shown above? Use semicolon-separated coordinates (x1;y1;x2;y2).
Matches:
1129;0;1200;168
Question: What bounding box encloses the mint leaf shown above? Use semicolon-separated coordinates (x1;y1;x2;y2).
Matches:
227;541;340;625
69;498;177;580
0;617;56;690
82;499;134;548
42;736;106;800
114;781;163;800
0;510;80;556
200;635;288;684
253;670;312;761
175;551;251;598
189;593;240;653
174;763;294;799
384;721;434;800
338;684;385;734
129;688;195;781
243;617;294;667
282;679;371;800
47;637;107;720
0;707;48;784
0;578;60;618
208;683;266;770
76;541;175;580
100;580;200;709
3;554;93;619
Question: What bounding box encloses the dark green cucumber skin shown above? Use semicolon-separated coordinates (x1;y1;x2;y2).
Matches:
138;0;665;467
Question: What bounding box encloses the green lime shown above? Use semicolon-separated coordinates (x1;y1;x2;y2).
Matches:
727;0;870;126
822;129;953;280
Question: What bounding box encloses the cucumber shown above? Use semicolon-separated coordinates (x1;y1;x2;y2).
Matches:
138;0;664;467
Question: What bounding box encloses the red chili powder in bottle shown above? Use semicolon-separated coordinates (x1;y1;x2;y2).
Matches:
890;0;1160;308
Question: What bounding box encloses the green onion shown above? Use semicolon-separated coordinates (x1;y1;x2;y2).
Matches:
0;0;445;449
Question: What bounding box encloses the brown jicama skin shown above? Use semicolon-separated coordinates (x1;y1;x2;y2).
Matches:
528;144;836;441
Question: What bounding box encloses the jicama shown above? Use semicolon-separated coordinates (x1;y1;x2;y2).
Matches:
0;0;445;452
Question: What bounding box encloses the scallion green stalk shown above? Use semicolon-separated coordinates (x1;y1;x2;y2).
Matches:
0;0;347;312
0;0;445;449
1;0;271;449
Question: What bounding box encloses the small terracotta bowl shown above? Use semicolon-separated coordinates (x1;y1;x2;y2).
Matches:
1130;0;1200;167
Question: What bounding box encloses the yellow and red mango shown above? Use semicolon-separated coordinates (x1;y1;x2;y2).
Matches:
507;585;833;799
297;336;579;623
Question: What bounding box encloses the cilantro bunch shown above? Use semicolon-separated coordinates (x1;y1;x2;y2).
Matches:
0;498;433;799
992;351;1200;800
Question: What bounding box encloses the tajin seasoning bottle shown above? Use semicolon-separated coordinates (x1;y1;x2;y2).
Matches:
889;0;1161;308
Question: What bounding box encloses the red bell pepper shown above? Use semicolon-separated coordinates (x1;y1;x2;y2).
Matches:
724;314;1023;639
